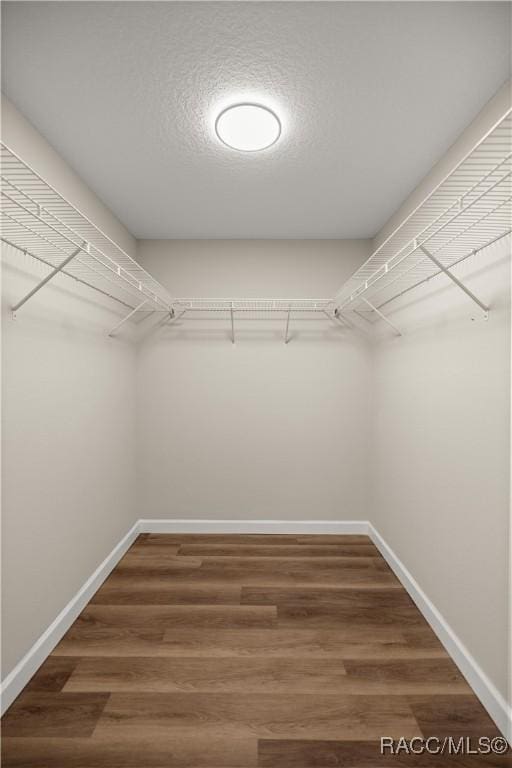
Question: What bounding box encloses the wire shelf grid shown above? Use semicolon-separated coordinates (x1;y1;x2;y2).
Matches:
171;298;334;312
1;143;175;312
334;111;512;314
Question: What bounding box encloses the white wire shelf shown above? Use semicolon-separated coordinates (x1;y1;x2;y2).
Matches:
160;298;338;345
171;298;334;312
334;109;512;318
1;143;175;314
2;106;511;340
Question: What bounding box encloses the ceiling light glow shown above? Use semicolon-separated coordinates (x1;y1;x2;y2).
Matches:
215;104;281;152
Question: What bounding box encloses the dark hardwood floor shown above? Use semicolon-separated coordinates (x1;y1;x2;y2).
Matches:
2;533;509;766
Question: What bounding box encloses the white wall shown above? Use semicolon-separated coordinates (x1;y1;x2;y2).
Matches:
369;82;511;708
1;101;138;679
371;239;510;703
136;239;373;521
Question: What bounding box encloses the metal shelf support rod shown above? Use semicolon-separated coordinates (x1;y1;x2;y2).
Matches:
361;297;402;336
1;189;171;311
2;208;157;307
377;229;511;310
419;246;489;314
11;245;83;313
338;167;511;310
1;237;135;310
2;141;173;305
284;307;291;344
108;299;149;337
230;302;235;344
368;201;511;308
333;107;512;300
325;309;371;338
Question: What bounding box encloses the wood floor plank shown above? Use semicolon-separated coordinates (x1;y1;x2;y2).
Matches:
24;657;79;691
143;533;372;546
296;535;372;544
117;555;384;573
276;602;426;628
95;692;421;740
198;555;383;569
91;582;242;605
73;604;277;630
54;630;166;657
118;552;203;568
161;628;447;659
64;657;349;693
401;627;449;652
128;541;180;556
241;586;405;604
408;695;503;737
1;692;109;737
1;735;257;767
145;534;303;545
178;544;379;558
343;658;471;693
112;564;399;587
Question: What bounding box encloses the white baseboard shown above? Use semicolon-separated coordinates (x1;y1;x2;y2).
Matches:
2;516;510;745
369;523;512;744
0;520;140;715
139;518;370;535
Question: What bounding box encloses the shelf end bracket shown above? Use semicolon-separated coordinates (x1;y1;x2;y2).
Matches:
108;299;149;337
419;246;489;315
361;297;402;336
11;245;83;313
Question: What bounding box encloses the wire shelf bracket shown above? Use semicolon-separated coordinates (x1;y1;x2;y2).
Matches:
418;245;489;316
11;244;83;318
108;299;149;338
332;108;512;329
1;142;175;323
361;297;402;336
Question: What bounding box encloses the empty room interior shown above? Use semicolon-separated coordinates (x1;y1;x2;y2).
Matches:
1;1;511;765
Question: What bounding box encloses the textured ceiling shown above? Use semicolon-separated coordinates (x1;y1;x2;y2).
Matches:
2;1;510;239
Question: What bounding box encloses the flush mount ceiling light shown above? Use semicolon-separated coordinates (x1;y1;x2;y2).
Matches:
215;103;281;152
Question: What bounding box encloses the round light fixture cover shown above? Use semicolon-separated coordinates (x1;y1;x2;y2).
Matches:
215;104;281;152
